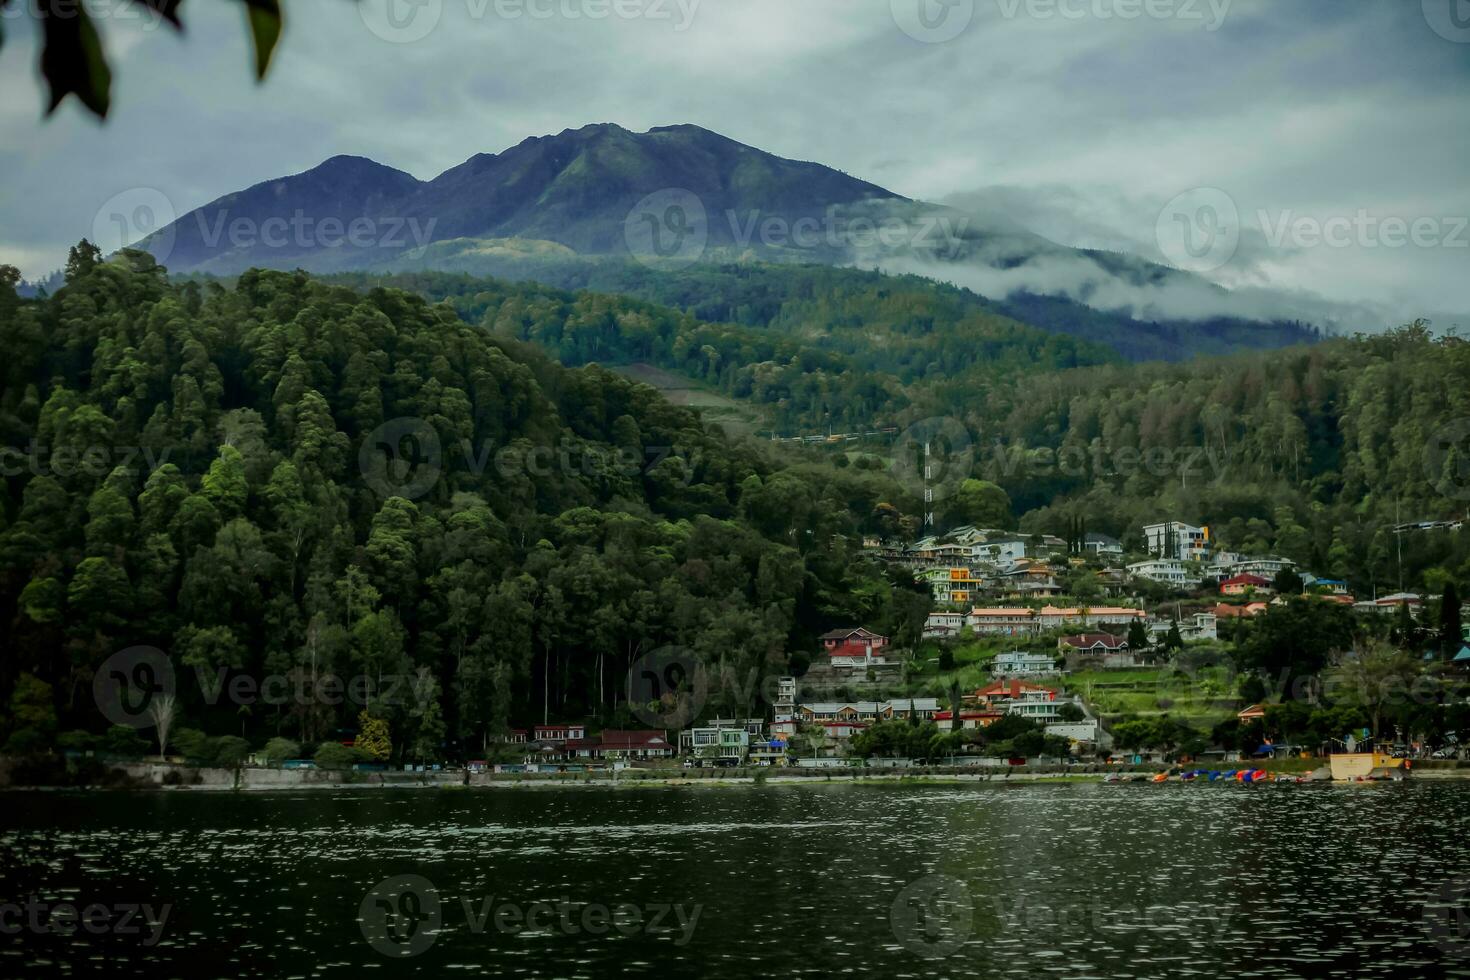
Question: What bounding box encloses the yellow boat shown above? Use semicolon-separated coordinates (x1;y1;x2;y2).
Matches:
1328;750;1408;781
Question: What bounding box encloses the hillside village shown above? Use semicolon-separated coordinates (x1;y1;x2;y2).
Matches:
476;518;1470;774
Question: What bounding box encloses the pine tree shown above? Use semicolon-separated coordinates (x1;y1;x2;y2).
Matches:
1127;618;1149;650
1442;582;1464;656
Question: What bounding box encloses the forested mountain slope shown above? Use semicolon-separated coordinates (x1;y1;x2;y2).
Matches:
329;268;1469;596
955;325;1470;592
378;259;1324;364
0;247;929;752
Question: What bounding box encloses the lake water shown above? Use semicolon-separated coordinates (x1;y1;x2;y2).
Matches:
4;781;1470;977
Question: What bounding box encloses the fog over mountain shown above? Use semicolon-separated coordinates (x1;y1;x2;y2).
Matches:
3;0;1465;331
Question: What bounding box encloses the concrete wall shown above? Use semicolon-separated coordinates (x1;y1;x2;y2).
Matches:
108;763;465;790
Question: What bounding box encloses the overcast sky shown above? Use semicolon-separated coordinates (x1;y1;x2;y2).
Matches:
2;0;1466;323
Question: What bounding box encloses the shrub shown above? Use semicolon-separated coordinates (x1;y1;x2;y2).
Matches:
263;737;301;766
213;735;251;767
2;727;51;755
315;742;368;771
58;730;100;753
102;725;150;757
171;728;214;760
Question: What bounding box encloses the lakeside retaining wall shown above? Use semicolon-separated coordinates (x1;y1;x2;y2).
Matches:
6;757;1469;790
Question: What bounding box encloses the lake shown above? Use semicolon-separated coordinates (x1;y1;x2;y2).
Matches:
4;781;1470;977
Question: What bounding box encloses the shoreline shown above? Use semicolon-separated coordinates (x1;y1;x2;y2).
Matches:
6;764;1468;792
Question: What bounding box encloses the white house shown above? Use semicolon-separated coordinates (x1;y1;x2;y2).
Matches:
1084;533;1124;559
1127;559;1201;589
992;650;1060;677
1226;557;1296;580
967;605;1145;635
793;698;939;739
924;611;966;638
968;537;1028;564
1143;521;1211;561
1046;719;1103;747
1006;690;1067;723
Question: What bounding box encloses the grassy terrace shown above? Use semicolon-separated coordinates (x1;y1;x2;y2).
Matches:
1069;666;1241;727
897;637;1243;729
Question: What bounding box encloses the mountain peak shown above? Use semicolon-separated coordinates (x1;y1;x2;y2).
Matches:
302;154;418;181
141;123;905;274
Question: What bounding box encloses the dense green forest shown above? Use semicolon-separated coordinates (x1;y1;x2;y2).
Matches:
334;267;1469;597
0;248;930;759
969;325;1470;594
2;248;1465;764
329;265;1118;435
324;265;1469;594
372;257;1322;361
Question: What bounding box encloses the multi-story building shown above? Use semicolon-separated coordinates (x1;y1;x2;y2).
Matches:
791;698;939;742
1084;533;1124;559
1127;558;1201;589
992;651;1060;677
533;724;587;743
967;537;1029;564
556;730;674;760
966;680;1066;723
934;708;1005;732
920;567;988;606
821;627;891;668
1143;522;1211;561
680;717;765;757
966;605;1145;635
1226;557;1296;580
1220;573;1272;596
923;611;966;639
1146;612;1218;642
770;678;798;740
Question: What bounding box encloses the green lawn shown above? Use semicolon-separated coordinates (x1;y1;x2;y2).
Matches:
1072;666;1240;727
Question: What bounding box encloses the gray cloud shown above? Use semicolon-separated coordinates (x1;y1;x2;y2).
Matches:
1;0;1465;325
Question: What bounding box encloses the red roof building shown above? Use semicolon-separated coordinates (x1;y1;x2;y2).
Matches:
1220;574;1272;596
934;708;1005;731
533;723;587;742
966;680;1058;708
822;627;892;668
1237;704;1266;722
1213;601;1266;619
561;730;673;758
820;627;889;649
1058;633;1130;653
